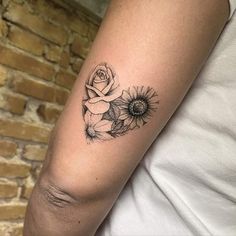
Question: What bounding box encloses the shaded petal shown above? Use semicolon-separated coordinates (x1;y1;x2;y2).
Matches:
114;99;126;107
88;71;96;85
129;87;137;99
136;118;144;128
130;119;137;129
142;117;150;124
119;113;129;120
94;120;113;132
124;116;133;126
90;113;103;125
88;64;107;85
119;108;128;114
146;87;156;99
96;132;113;140
84;110;92;125
122;90;131;101
88;91;122;103
103;90;122;102
119;104;129;109
87;89;97;98
107;66;113;81
85;100;110;114
111;75;119;91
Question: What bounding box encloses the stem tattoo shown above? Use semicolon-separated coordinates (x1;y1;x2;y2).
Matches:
82;63;159;143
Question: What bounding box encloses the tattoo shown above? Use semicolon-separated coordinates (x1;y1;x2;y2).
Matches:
82;63;159;143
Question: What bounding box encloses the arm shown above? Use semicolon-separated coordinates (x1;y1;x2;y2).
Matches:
24;0;229;235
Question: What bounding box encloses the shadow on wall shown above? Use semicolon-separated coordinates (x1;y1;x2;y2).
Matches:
71;0;110;18
0;0;101;234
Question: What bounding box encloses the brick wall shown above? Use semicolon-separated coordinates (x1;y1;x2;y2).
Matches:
0;0;99;234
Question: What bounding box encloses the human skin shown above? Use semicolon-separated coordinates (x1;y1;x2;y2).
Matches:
23;0;229;235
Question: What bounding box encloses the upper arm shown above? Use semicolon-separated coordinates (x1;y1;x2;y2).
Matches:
49;0;229;196
24;0;229;235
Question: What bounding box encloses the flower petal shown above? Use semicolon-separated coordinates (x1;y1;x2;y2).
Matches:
88;64;107;85
96;132;113;140
129;87;137;99
84;111;103;126
87;89;98;98
136;118;144;128
124;116;133;126
94;120;113;132
122;90;131;101
107;66;113;81
119;113;129;120
146;87;156;99
111;75;119;91
88;91;122;104
130;119;137;129
85;100;110;114
90;114;103;125
84;110;92;125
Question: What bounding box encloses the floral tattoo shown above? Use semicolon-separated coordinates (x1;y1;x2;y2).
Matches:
82;63;159;143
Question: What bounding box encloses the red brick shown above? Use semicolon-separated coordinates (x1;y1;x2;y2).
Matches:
4;3;68;45
21;179;35;199
8;25;45;56
32;164;42;180
23;144;47;161
0;224;23;236
72;58;83;73
0;204;26;220
69;17;88;36
11;75;55;102
11;75;69;105
9;225;23;236
0;140;17;158
55;87;69;105
0;119;50;143
37;104;62;124
0;45;55;81
0;65;7;86
22;185;34;199
0;161;31;178
55;70;77;89
45;44;62;63
0;92;27;115
0;19;8;38
59;51;70;69
31;0;69;24
0;180;18;198
71;34;91;59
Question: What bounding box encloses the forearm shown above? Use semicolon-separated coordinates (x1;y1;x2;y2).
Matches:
24;0;229;235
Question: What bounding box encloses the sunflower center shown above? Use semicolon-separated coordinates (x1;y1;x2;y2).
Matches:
86;126;96;138
128;99;148;116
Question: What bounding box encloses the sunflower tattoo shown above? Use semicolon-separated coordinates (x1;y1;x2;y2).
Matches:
82;63;159;143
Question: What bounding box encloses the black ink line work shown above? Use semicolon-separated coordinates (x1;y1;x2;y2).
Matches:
82;63;159;142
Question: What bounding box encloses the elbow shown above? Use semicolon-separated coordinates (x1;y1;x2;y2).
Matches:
38;177;79;209
23;175;81;236
24;167;110;236
39;139;116;203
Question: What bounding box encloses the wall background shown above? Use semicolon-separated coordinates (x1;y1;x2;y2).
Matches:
0;0;100;234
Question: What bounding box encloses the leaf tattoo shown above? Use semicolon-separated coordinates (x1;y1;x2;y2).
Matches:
82;63;159;143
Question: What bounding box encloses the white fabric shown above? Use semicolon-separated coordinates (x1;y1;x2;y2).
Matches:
96;2;236;236
228;0;236;19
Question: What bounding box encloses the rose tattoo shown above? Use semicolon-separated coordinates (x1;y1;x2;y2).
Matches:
83;63;159;143
84;63;121;114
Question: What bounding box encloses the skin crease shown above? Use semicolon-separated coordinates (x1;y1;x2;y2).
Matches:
23;0;229;236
